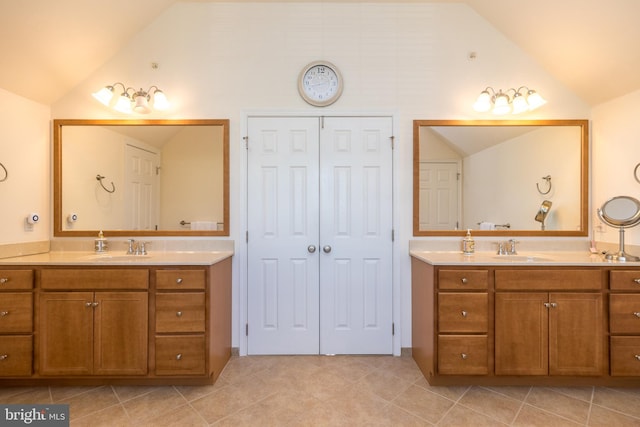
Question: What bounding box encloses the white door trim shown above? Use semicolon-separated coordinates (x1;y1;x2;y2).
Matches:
238;110;401;356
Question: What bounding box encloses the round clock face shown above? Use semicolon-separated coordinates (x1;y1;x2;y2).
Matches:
298;61;343;107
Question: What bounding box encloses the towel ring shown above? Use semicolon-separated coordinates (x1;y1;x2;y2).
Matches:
635;163;640;184
536;175;552;195
96;174;116;193
0;162;7;182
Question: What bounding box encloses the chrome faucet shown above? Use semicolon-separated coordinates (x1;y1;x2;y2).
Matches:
496;239;518;255
125;239;137;255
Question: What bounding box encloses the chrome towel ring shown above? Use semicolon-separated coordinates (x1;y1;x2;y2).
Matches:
536;175;552;195
96;174;116;193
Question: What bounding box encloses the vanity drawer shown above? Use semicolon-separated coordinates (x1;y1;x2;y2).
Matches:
609;294;640;334
438;335;488;375
155;335;205;375
155;293;205;333
610;336;640;376
438;270;488;290
0;335;33;376
438;293;488;333
0;293;33;333
156;270;205;290
610;271;640;291
41;269;149;290
0;270;33;290
495;269;602;291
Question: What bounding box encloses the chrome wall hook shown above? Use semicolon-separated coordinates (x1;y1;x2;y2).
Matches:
536;175;552;195
96;174;116;193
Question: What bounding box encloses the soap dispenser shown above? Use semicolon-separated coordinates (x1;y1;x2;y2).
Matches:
95;230;108;253
462;229;475;255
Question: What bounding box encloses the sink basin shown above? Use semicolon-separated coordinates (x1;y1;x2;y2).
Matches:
81;254;152;261
492;255;554;262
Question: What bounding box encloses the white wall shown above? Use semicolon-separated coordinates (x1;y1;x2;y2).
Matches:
0;87;50;245
48;2;591;351
592;89;640;245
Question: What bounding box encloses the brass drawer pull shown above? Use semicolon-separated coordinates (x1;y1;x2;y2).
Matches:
0;354;8;361
0;311;9;316
634;312;640;318
176;278;183;285
460;277;468;284
635;355;640;361
461;310;468;317
0;278;8;284
85;302;93;307
176;311;183;317
176;353;182;361
461;353;468;360
634;278;640;284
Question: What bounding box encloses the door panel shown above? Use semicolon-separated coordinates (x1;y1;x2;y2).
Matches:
247;117;321;354
319;117;393;355
248;116;393;355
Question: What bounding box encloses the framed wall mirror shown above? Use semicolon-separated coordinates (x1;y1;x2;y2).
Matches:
413;119;589;237
53;119;229;237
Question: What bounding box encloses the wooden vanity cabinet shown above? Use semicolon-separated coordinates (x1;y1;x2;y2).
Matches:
0;257;232;386
39;269;149;376
0;269;34;377
411;259;632;386
609;270;640;376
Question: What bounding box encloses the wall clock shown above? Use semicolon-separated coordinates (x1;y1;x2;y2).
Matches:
298;61;343;107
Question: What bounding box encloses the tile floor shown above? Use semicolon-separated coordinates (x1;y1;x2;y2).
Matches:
1;355;640;426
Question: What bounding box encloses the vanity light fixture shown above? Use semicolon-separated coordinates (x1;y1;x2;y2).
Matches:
473;86;546;115
92;83;170;114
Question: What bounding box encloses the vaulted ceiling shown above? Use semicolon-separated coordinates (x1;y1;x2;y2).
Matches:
1;0;638;107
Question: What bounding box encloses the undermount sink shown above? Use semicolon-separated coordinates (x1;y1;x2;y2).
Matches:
492;255;554;262
81;254;152;261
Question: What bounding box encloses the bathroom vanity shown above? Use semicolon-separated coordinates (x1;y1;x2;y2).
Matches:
0;251;232;386
411;251;640;386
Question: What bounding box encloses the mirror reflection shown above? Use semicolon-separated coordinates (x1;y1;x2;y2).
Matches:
413;119;588;236
54;119;229;237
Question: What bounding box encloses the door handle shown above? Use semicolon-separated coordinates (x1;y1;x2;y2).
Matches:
308;245;317;253
323;245;332;253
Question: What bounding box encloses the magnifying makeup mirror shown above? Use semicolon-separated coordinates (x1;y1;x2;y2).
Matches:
534;200;552;230
597;195;640;262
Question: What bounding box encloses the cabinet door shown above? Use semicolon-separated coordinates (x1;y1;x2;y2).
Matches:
39;292;93;375
495;292;548;375
94;292;148;375
549;292;604;375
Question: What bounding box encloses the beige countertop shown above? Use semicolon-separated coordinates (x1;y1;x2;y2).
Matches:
409;250;640;266
0;250;233;266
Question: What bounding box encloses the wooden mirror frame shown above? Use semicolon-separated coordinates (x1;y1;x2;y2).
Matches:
53;119;230;237
413;119;589;237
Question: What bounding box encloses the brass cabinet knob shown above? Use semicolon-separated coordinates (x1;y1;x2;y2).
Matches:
0;278;8;284
0;354;8;361
176;278;183;284
176;311;183;317
461;277;468;284
461;310;468;317
461;353;468;360
633;312;640;318
176;353;182;361
0;311;9;316
633;278;640;284
635;355;640;361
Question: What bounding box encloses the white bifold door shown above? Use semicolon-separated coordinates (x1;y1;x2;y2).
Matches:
247;116;393;355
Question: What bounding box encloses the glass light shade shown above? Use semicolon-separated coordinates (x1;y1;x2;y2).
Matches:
152;90;170;110
473;91;492;112
92;86;114;106
511;93;529;114
492;93;511;115
133;94;151;114
113;93;132;114
527;90;546;110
